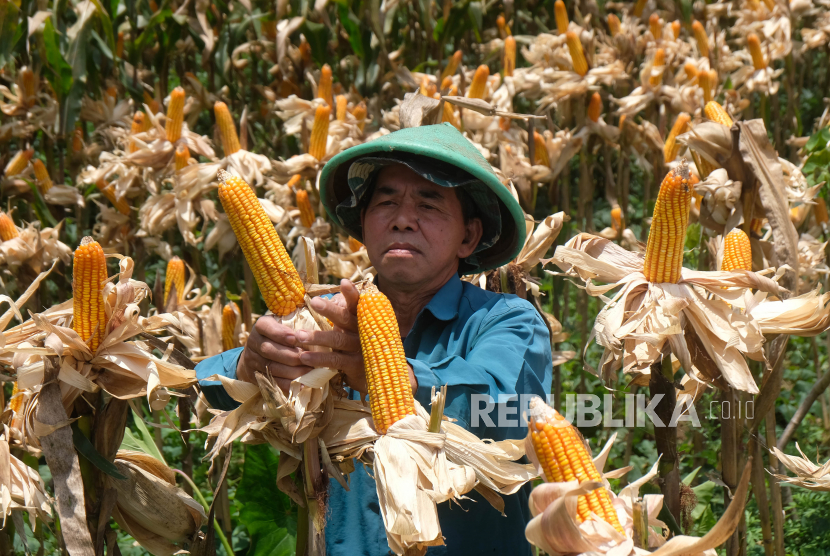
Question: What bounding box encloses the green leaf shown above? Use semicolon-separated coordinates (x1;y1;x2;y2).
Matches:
804;127;830;154
72;423;127;480
237;444;296;556
656;504;683;535
682;466;701;485
337;4;364;58
42;18;74;98
803;149;830;178
25;180;58;227
300;20;329;67
119;409;166;464
0;0;20;66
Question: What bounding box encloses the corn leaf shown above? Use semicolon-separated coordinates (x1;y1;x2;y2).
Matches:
71;423;127;480
120;409;166;464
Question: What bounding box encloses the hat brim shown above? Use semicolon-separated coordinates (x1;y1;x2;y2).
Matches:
319;123;526;275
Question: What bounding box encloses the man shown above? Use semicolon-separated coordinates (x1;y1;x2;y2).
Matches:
197;123;552;555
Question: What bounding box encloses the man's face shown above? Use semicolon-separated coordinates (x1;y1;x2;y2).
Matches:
361;164;482;290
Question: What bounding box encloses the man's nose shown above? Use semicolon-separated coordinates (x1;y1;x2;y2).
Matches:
389;202;419;231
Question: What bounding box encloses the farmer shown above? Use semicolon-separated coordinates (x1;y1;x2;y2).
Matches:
196;123;553;555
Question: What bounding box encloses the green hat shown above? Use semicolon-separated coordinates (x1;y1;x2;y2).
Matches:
318;123;526;275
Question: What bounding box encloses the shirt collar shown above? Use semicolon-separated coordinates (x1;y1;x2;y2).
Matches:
422;274;462;322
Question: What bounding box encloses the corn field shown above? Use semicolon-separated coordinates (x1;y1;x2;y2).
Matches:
2;0;830;553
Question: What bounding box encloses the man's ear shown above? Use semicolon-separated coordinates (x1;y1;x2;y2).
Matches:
458;217;483;259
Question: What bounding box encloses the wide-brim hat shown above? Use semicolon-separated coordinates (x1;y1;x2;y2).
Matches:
318;123;526;275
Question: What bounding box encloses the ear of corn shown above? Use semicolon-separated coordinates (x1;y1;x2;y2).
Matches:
691;150;718;179
747;34;766;70
348;237;364;252
721;229;752;272
643;160;695;283
5;148;33;176
357;287;417;434
144;91;160;115
566;32;589;76
0;212;18;241
528;397;624;533
222;302;239;351
699;70;714;104
664;113;691;163
607;14;621;36
814;198;829;225
317;64;333;107
309;104;331;160
336;95;348;121
671;20;681;39
762;0;775;9
165;87;185;143
175;144;191;171
533;131;550;167
106;86;118;102
692;20;709;57
750;218;765;235
503;36;516;77
286;174;302;189
164;257;186;306
214;101;241;156
440;76;453;91
352;101;367;132
555;0;569;34
684;62;699;80
442;86;460;128
20;68;35;100
611;206;623;231
217;170;305;316
497;14;511;37
587;92;602;123
649;49;665;87
73;237;109;352
33;159;53;193
633;0;647;17
296;190;315;228
467;65;491;99
96;179;131;216
704;101;733;127
649;14;662;40
129;112;145;153
440;50;463;81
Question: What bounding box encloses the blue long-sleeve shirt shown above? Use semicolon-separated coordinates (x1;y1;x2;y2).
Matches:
196;274;553;555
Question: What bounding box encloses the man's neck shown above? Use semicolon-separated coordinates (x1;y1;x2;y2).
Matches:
379;272;456;337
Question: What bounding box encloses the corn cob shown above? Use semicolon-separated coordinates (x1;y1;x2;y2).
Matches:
587;92;602;123
528;397;624;533
299;40;312;65
217;170;305;316
692;20;709;57
286;174;302;190
649;14;662;40
106;86;118;102
747;34;766;70
336;95;348;121
129;112;145;153
440;76;453;91
750;218;765;236
633;0;647;17
165;87;185;143
349;237;364;252
698;70;714;104
467;65;490;99
116;31;124;58
691;151;718;179
357;287;417;434
0;212;18;241
664;113;691;163
814;198;829;225
649;49;665;87
497;14;511;37
222;302;239;351
296;190;315;228
73;123;84;154
443;86;460;128
704;101;733;127
762;0;775;9
214;101;242;156
73;237;109;352
566;32;589;76
309;104;331;160
533;131;550;167
503;36;516;77
33;159;53;193
352;101;367;132
607;14;621;37
9;382;23;414
671;20;681;39
611;206;623;231
143;91;160;114
20;68;36;101
555;0;569;34
163;257;186;306
175;144;190;171
721;229;752;272
440;50;463;81
643;160;695;283
5;148;33;176
684;62;699;80
96;179;131;216
317;64;333;107
618;114;627;129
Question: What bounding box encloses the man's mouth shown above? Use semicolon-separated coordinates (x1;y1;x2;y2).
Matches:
384;243;421;256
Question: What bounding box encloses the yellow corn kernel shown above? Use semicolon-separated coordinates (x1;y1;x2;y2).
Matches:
664;112;691;163
144;91;160;115
643;160;695;283
587;92;602;123
214;101;242;156
467;65;490;99
217;170;305;316
4;148;33;176
814;198;829;225
33;159;53;193
692;20;709;57
348;237;364;252
317;64;333;107
671;20;681;39
286;175;302;190
528;397;625;533
165;87;185;143
222;302;239;351
440;76;453;91
441;50;463;81
566;32;589;76
164;257;186;306
175;144;190;171
352;101;367;132
649;49;665;87
532;131;550;167
691;151;718;179
73;237;109;352
611;206;623;231
296;190;315;228
0;212;18;241
503;36;516;77
497;14;511;37
747;34;766;70
698;70;714;104
357;288;417;434
633;0;647;17
721;229;752;272
750;218;765;235
129;112;145;153
116;31;124;59
309;104;331;161
607;14;621;37
649;13;662;40
336;95;348;121
555;0;569;34
684;62;699;80
419;76;437;97
704;101;733;127
96;179;131;216
442;86;460;128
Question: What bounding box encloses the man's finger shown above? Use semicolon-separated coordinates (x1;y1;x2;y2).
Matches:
295;330;360;352
309;296;358;332
253;315;298;346
299;350;363;373
340;279;360;314
244;349;312;379
256;340;305;366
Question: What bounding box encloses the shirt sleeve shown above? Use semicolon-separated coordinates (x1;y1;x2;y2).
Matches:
195;348;243;411
408;299;552;439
